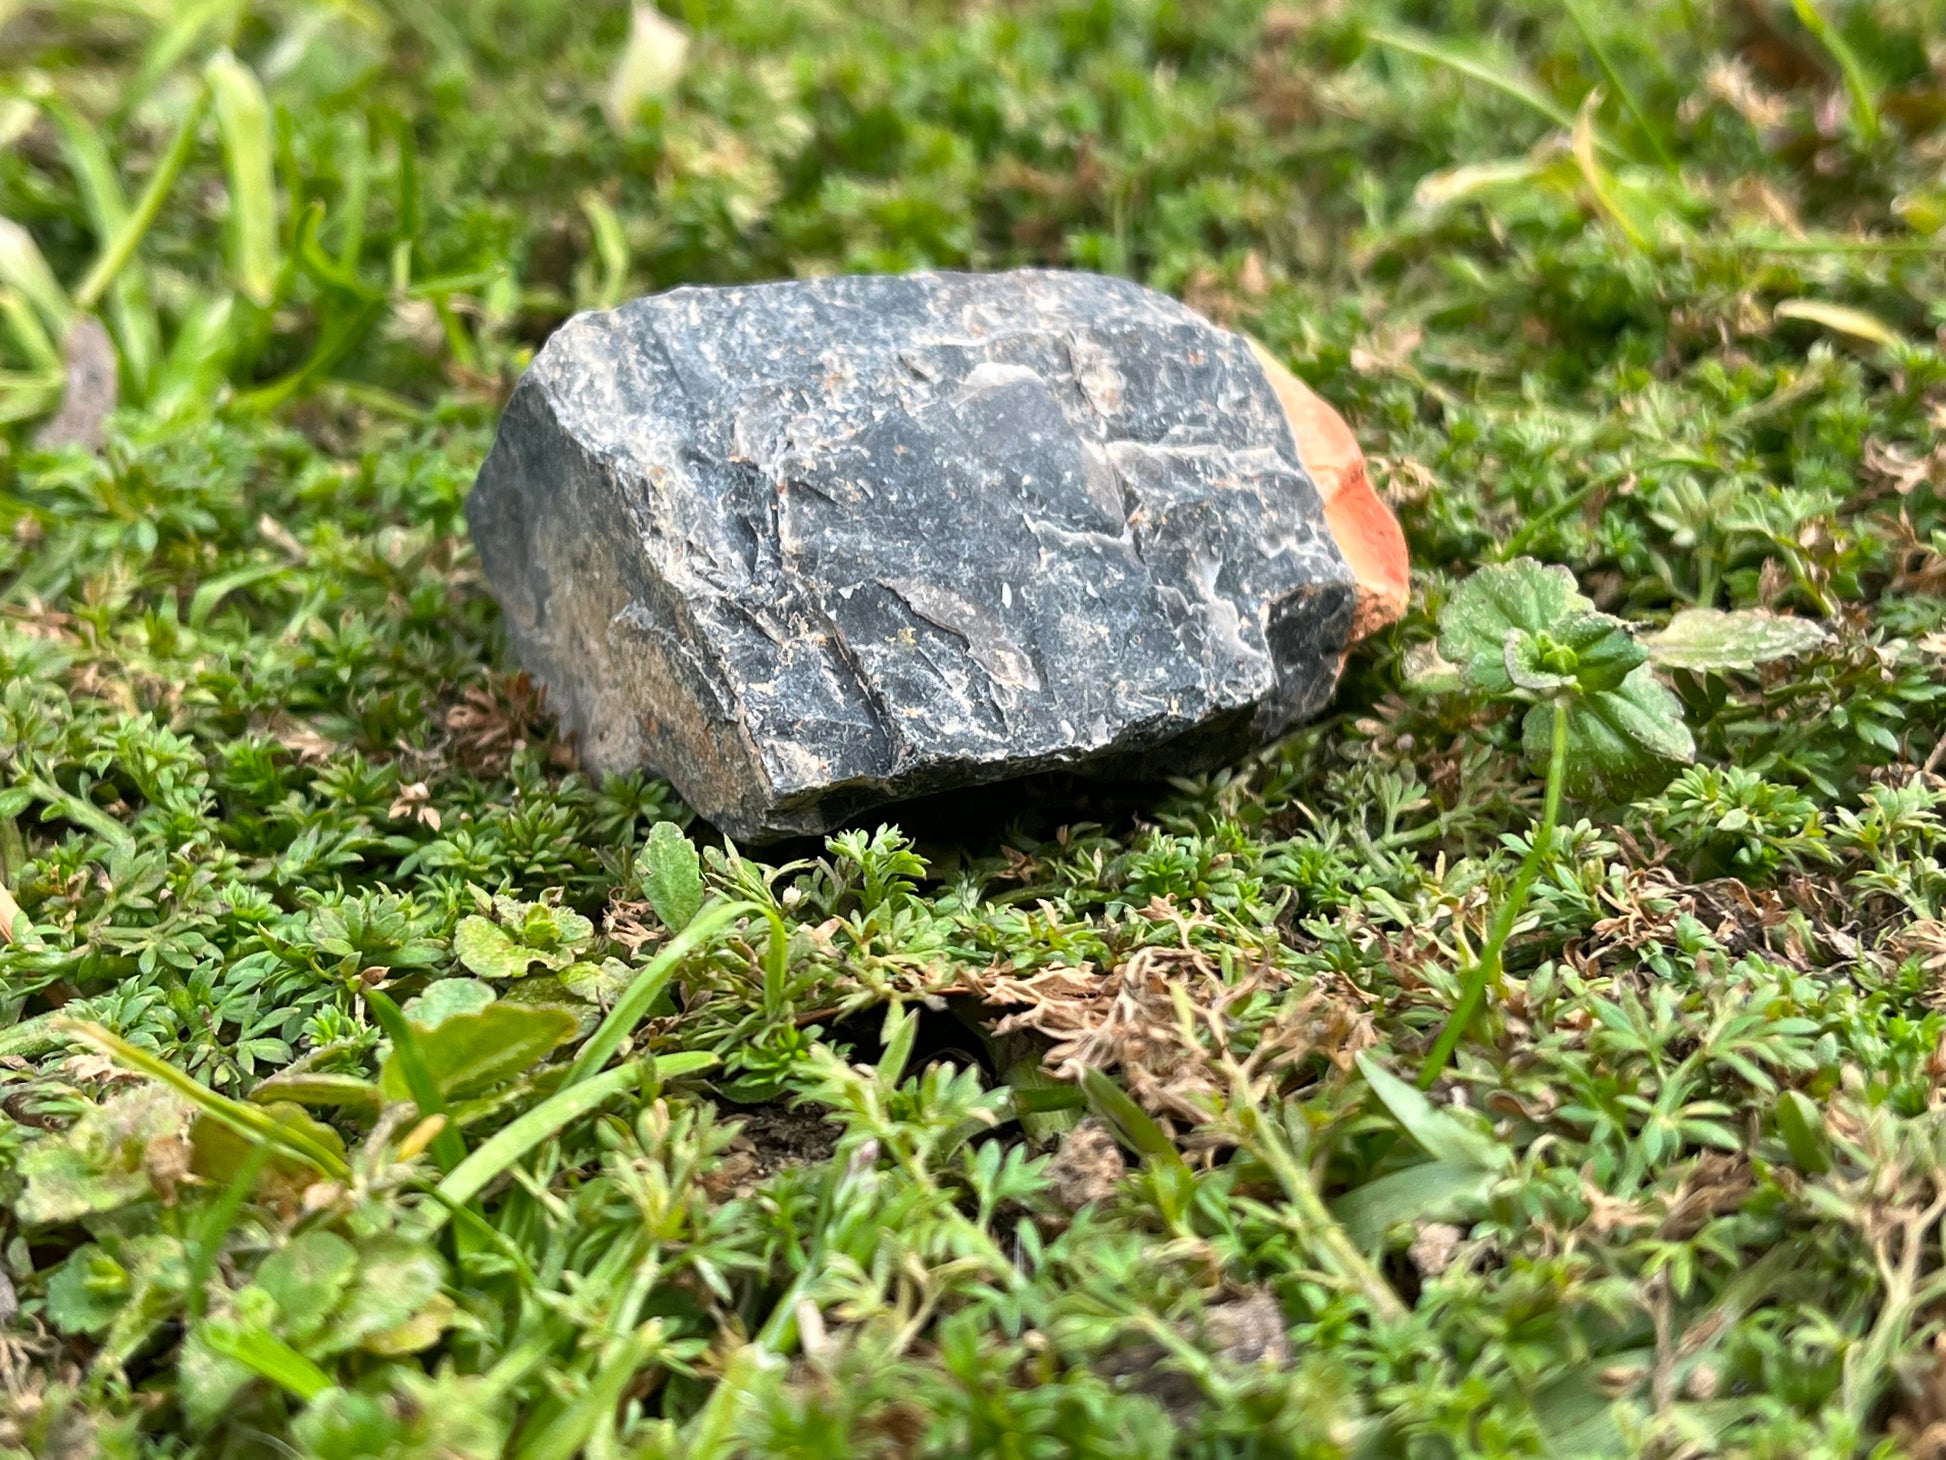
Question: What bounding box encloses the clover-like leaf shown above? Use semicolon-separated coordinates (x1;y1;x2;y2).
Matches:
1438;558;1591;695
1553;610;1645;693
254;1230;358;1346
1524;664;1695;803
452;905;588;979
1641;608;1832;673
1502;629;1575;694
45;1243;130;1336
452;916;543;979
312;1237;447;1359
561;957;634;1007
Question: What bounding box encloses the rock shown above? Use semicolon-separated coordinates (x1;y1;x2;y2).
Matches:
466;269;1406;841
1044;1116;1127;1211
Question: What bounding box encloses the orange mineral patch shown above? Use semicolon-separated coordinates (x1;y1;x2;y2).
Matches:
1247;339;1409;642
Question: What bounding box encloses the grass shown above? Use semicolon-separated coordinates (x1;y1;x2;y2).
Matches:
2;0;1946;1454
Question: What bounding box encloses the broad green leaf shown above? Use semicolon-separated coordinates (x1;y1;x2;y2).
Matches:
1438;558;1589;695
1525;664;1694;803
1641;608;1832;673
561;957;633;1006
205;52;280;307
401;977;497;1029
254;1230;357;1344
605;3;689;132
15;1086;190;1225
453;915;549;978
190;1103;348;1190
45;1244;131;1335
1356;1051;1509;1170
57;1021;349;1179
1332;1158;1497;1247
645;819;704;930
1777;1090;1831;1174
379;1002;577;1102
313;1237;446;1358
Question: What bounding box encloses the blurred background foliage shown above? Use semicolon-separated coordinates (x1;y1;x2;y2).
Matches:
3;0;1946;1456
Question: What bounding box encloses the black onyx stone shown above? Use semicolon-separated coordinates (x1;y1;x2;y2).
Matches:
466;269;1361;841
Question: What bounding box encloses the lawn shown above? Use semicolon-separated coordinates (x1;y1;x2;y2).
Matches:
3;1;1946;1455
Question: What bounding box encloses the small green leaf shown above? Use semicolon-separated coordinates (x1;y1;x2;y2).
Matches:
645;819;704;931
1356;1052;1510;1170
1438;558;1589;695
453;915;548;979
1525;664;1694;803
379;1003;577;1103
1502;629;1574;694
204;52;280;307
1554;611;1645;693
1332;1158;1497;1248
246;1071;382;1110
1641;608;1832;673
254;1231;358;1345
1777;1090;1831;1174
45;1244;131;1336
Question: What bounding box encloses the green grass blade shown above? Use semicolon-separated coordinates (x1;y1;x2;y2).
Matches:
1562;0;1674;168
199;1321;335;1401
428;1059;644;1220
1079;1066;1187;1172
0;287;62;371
1367;24;1627;161
362;986;467;1172
205;51;281;307
565;899;756;1085
55;1020;350;1179
1790;0;1880;145
74;85;211;312
42;98;159;392
0;218;72;338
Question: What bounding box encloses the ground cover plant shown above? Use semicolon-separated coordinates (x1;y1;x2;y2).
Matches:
2;0;1946;1454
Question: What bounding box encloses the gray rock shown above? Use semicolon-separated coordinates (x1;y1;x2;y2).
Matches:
467;269;1365;841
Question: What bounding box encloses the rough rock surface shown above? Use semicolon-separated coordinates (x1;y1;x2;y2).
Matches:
467;269;1393;841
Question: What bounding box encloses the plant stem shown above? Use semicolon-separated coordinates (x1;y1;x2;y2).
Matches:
1419;698;1570;1090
